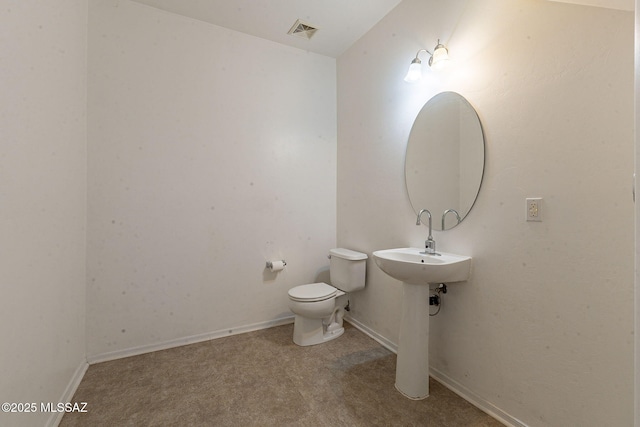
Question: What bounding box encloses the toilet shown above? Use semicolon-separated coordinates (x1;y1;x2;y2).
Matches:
287;248;367;346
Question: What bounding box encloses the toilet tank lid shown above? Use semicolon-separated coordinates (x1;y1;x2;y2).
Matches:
329;248;368;261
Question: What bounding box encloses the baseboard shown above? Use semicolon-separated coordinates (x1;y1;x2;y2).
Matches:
87;316;295;364
345;315;398;353
429;367;528;427
346;315;527;427
47;359;89;427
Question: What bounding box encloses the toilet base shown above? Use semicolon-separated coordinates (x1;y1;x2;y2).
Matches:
292;315;344;346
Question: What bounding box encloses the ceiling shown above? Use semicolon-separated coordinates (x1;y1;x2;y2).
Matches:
548;0;633;10
130;0;634;58
129;0;403;58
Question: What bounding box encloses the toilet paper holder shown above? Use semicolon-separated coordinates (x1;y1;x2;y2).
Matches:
266;260;287;270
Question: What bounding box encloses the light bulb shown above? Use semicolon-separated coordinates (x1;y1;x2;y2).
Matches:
404;60;422;83
429;45;449;69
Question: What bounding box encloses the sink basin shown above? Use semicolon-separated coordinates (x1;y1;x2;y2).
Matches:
372;248;471;285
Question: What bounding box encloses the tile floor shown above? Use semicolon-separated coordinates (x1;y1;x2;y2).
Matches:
60;323;503;426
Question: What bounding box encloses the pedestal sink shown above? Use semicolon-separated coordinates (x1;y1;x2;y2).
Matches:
372;248;472;399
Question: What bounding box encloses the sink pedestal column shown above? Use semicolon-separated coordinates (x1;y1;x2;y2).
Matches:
395;282;430;399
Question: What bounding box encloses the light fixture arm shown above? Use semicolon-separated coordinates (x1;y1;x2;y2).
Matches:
411;48;432;64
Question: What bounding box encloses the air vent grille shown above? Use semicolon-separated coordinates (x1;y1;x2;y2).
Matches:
287;19;318;40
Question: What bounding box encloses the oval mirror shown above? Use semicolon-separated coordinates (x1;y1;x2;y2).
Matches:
405;92;485;231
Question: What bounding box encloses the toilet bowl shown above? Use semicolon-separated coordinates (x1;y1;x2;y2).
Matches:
287;248;367;346
288;283;346;346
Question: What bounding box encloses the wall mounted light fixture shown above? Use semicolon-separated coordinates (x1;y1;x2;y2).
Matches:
404;40;449;83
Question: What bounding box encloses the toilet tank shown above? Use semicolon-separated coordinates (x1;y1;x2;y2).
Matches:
329;248;368;292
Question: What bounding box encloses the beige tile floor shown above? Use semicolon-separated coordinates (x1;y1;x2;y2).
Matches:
60;323;503;426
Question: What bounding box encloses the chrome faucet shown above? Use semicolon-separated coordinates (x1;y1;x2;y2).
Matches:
441;209;461;230
416;209;436;255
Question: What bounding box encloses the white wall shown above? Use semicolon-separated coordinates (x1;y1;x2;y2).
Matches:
635;1;640;425
0;1;87;426
338;0;634;425
87;0;337;358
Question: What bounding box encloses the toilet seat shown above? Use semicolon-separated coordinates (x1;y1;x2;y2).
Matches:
288;283;337;302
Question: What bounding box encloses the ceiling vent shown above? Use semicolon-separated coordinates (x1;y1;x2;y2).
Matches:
287;19;318;40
